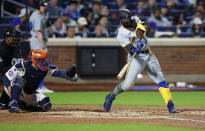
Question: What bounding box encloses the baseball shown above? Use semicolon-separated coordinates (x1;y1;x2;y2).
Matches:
137;74;143;79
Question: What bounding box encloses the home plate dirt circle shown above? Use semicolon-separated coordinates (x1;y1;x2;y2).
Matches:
0;105;204;130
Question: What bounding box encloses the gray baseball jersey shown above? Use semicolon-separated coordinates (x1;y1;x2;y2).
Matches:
29;11;48;50
117;17;165;90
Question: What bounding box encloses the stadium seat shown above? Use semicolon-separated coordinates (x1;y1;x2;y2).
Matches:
178;33;193;38
158;26;176;32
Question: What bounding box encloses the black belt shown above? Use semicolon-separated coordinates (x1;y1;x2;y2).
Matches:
141;50;150;54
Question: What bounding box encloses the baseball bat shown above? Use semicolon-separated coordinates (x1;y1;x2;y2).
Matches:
117;52;136;79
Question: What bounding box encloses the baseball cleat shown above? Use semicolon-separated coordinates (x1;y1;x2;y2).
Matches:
167;100;176;113
8;99;21;113
104;93;115;112
0;102;8;110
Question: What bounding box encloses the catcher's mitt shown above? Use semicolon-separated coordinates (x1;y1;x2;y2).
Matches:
65;64;78;81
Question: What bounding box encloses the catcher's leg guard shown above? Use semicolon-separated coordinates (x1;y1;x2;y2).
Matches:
104;93;115;112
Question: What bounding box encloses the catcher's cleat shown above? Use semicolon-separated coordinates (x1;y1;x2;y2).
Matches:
8;99;21;113
0;102;8;110
167;100;176;113
104;93;115;112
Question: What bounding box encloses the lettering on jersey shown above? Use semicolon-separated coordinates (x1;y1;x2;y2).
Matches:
8;71;14;77
131;37;136;44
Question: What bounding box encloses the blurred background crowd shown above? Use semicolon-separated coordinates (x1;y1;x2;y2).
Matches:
1;0;205;40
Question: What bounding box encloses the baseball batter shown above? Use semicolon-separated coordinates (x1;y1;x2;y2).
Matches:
29;2;48;51
104;9;176;113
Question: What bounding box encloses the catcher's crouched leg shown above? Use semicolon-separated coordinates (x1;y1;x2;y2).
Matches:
37;97;52;112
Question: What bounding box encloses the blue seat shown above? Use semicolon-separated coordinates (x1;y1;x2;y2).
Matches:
0;16;14;24
109;32;117;38
87;32;96;38
180;26;190;32
158;26;176;32
88;25;96;32
0;24;11;39
178;33;193;38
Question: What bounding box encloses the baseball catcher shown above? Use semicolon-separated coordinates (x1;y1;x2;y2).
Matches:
2;49;78;113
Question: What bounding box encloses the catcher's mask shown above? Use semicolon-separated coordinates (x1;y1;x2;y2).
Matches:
4;27;21;47
30;49;50;71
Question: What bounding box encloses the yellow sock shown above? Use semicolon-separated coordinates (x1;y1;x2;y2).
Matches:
159;87;173;105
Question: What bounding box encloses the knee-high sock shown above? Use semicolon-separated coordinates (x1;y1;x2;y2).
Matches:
158;81;173;105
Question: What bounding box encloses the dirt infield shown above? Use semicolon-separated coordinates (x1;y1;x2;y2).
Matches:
0;105;204;130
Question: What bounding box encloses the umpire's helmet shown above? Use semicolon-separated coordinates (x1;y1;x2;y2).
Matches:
3;27;21;46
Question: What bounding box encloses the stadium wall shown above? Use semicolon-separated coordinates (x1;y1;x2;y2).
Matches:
46;38;205;83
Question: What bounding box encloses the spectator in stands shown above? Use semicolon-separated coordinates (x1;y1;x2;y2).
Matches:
172;13;186;34
94;25;106;37
67;26;80;38
46;0;62;18
75;17;89;38
189;18;203;37
64;0;81;21
100;5;109;17
61;10;77;27
189;11;203;26
76;0;84;12
135;1;146;17
51;18;66;37
146;21;174;38
163;0;179;12
98;16;112;37
147;9;171;27
160;5;169;18
11;8;30;29
116;0;127;9
144;0;157;15
195;4;205;19
80;9;92;25
146;21;157;38
90;1;101;25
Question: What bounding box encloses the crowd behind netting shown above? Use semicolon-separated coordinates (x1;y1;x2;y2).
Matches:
1;0;205;39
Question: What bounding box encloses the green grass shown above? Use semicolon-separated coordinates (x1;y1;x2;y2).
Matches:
46;91;205;106
0;124;203;131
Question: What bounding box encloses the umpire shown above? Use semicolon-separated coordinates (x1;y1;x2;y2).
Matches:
0;27;21;110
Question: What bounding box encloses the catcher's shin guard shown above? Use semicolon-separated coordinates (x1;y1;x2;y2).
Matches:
104;93;115;112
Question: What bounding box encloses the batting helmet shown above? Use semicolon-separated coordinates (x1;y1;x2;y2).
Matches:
119;9;136;29
3;26;21;46
119;9;132;23
30;49;50;71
